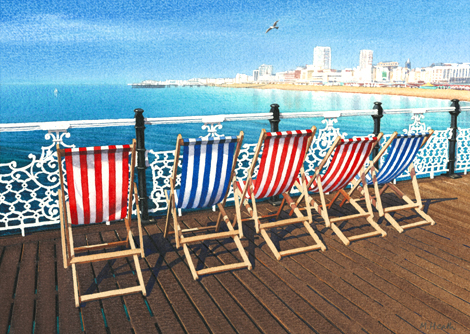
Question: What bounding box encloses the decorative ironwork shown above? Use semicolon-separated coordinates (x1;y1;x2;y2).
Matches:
456;128;470;174
200;116;225;138
1;109;469;234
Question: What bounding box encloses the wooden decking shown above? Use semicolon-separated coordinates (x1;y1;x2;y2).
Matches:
1;175;470;333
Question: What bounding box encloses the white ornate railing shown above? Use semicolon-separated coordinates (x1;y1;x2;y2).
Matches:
1;105;469;235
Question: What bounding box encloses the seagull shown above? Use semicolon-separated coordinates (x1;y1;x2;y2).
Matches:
265;20;279;33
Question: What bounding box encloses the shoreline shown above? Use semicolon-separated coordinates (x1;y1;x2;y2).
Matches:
219;83;470;103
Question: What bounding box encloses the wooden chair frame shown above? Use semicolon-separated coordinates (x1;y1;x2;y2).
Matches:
164;132;251;280
57;139;146;307
235;127;326;260
294;134;387;246
346;130;435;232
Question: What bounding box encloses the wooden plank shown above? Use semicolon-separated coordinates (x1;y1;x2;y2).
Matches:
348;237;470;331
85;232;135;334
249;208;406;334
35;240;58;334
163;218;288;334
139;226;211;334
367;234;470;311
10;242;38;333
99;229;158;334
0;244;23;334
143;223;236;334
267;203;429;333
55;237;83;334
189;213;344;334
138;225;187;334
73;233;109;333
385;232;470;300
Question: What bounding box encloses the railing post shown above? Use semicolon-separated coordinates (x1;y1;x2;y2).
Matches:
269;103;282;205
371;102;383;169
269;103;280;132
134;108;150;220
446;99;461;179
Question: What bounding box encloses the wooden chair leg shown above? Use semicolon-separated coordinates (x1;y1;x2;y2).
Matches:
71;263;80;307
182;243;199;280
129;231;146;296
260;229;282;260
164;192;172;238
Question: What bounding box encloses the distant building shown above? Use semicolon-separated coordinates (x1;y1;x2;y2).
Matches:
405;59;411;70
359;50;373;70
253;70;259;82
436;63;470;83
313;46;331;70
236;73;250;83
376;61;399;69
258;64;273;77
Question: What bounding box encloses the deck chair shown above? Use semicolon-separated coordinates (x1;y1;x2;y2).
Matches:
294;134;386;246
56;140;146;307
164;132;251;280
346;130;435;232
235;127;326;260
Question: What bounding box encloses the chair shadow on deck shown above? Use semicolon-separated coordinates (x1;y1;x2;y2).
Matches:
177;218;258;275
376;195;457;230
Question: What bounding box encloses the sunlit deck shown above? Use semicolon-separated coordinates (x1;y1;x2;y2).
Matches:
1;174;469;334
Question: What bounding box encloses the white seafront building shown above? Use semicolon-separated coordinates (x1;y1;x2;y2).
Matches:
313;46;331;70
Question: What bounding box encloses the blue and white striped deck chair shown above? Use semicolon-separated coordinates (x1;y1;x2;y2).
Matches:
164;132;251;280
347;130;435;233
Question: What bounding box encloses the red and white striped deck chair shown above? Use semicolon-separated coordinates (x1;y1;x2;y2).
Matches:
57;139;146;307
294;134;387;246
164;132;251;280
235;127;326;260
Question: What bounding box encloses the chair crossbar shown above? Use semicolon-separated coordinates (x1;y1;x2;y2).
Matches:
347;230;384;242
278;244;324;257
70;248;142;264
180;230;239;245
74;240;128;253
80;285;144;303
197;262;249;276
383;203;419;213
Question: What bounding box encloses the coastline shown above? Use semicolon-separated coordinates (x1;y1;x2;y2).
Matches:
219;83;470;103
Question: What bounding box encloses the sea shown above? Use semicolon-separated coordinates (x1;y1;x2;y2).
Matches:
1;84;469;165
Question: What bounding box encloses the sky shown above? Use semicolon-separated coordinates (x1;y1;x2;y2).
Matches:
1;0;469;84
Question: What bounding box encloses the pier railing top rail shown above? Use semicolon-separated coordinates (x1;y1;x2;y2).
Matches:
2;106;469;133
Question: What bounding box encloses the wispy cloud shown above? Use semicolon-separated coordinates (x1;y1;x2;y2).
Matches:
0;14;240;44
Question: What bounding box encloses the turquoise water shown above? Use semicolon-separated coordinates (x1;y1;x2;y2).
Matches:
1;84;468;164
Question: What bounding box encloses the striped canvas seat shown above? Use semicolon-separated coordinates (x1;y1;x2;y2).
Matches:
347;131;436;233
293;134;386;246
236;129;313;200
57;139;146;307
174;136;238;209
63;145;131;225
164;132;251;280
303;137;378;194
366;133;427;185
234;127;326;260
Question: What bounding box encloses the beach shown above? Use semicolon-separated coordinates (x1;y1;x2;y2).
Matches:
221;83;470;103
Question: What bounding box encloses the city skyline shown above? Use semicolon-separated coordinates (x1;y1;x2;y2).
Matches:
1;0;469;84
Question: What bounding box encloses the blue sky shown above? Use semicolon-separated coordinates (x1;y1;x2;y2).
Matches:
1;0;469;84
